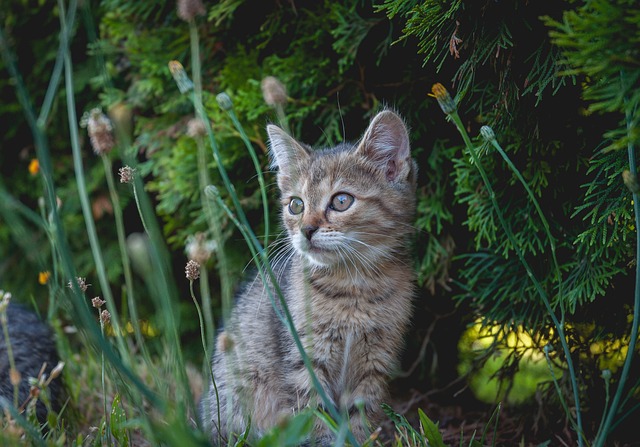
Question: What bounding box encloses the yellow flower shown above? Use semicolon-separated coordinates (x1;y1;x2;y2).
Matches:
429;83;457;114
28;159;40;176
38;271;51;285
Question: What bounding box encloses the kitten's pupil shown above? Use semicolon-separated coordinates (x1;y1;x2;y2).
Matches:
288;197;304;215
330;193;354;212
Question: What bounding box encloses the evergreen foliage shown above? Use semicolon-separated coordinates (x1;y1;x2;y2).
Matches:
1;0;639;444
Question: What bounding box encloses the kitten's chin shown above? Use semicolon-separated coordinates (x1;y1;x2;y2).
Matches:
300;249;333;269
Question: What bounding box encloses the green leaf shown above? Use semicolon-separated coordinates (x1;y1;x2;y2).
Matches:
110;393;130;446
418;409;447;447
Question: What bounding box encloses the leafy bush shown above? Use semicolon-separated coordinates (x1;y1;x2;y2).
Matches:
1;0;639;445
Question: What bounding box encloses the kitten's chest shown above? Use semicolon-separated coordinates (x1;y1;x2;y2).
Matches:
289;268;413;348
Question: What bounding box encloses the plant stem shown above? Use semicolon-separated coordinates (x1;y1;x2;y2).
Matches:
98;307;112;446
225;107;271;249
189;280;221;440
101;155;155;370
449;110;584;445
0;312;19;409
594;86;640;446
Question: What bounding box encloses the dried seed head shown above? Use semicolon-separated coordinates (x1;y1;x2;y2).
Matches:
10;368;21;386
119;166;135;184
185;259;200;281
68;277;90;293
261;76;287;107
430;83;456;115
50;362;65;380
29;385;40;399
186;232;217;264
100;309;111;325
177;0;205;22
92;297;106;308
186;117;207;138
82;108;115;155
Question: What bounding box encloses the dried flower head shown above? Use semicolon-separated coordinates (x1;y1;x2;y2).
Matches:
100;309;111;325
261;76;288;107
92;297;106;309
119;166;135;184
430;83;456;115
186;232;217;264
168;60;194;94
186;117;207;138
68;277;90;293
81;108;115;155
29;384;41;399
177;0;205;22
50;361;65;380
185;259;200;281
10;369;21;387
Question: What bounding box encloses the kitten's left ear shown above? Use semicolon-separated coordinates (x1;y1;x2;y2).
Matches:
357;110;411;182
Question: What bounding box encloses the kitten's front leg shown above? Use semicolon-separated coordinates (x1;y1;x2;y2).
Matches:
288;358;339;444
344;370;388;442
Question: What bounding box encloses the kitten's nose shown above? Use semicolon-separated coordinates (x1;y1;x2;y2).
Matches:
303;225;319;241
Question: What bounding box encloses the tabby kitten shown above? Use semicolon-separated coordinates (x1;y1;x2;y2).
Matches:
199;110;417;445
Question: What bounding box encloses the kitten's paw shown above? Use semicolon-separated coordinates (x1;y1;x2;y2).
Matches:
299;435;334;447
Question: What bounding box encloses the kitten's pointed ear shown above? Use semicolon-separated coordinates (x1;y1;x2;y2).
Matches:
357;110;411;182
267;124;309;173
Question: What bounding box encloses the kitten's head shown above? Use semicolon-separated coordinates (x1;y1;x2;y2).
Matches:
268;110;417;271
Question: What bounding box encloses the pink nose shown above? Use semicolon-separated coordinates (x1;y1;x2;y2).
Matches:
303;225;319;240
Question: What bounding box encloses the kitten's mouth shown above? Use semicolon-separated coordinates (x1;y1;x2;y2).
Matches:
299;241;334;267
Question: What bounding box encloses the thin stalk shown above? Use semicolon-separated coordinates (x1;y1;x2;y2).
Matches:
595;90;640;446
488;138;563;295
97;306;112;446
195;136;220;338
101;155;155;371
449;110;584;445
37;0;77;128
596;373;612;439
189;280;221;442
0;312;19;408
225;107;271;249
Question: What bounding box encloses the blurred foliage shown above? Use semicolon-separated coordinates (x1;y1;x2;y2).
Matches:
1;0;639;442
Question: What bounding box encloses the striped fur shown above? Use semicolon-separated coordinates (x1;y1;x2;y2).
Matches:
199;110;417;445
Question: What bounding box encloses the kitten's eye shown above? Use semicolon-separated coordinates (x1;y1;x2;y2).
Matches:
288;197;304;215
330;193;354;212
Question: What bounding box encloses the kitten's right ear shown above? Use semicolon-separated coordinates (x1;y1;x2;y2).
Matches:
267;124;309;173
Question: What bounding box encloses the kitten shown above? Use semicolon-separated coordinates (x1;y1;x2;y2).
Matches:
199;110;417;445
0;302;65;423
